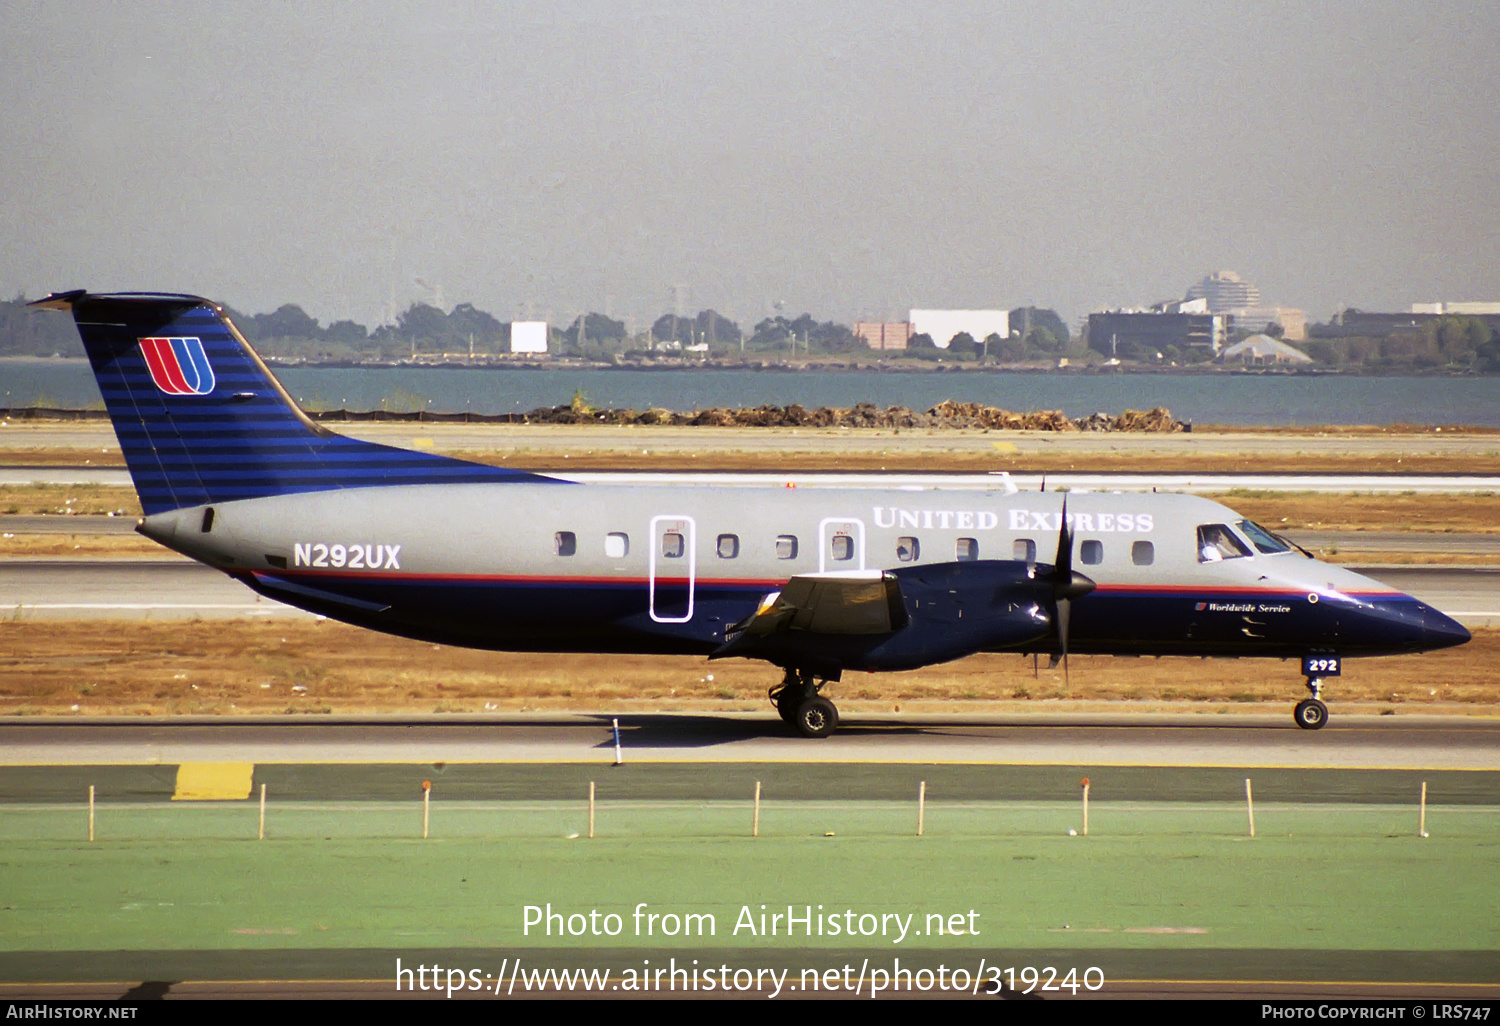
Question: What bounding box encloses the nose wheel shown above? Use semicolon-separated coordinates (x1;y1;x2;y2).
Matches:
1294;697;1328;730
1294;676;1329;730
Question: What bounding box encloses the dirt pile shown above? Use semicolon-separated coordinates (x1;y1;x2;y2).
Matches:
408;402;1189;432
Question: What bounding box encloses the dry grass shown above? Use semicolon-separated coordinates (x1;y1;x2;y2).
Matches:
0;485;140;517
0;535;169;558
2;620;1495;717
8;437;1500;474
1219;492;1500;534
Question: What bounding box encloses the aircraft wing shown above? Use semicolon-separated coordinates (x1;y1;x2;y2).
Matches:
731;570;909;639
712;560;1058;676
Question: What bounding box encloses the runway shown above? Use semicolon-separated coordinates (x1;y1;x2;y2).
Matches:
3;714;1498;770
4;558;1497;623
0;559;313;619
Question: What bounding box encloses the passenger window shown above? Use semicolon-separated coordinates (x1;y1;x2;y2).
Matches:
1197;524;1250;562
776;535;798;560
830;535;854;561
1014;538;1036;562
956;538;978;561
1081;539;1103;565
605;532;629;558
661;532;684;558
896;537;919;562
555;531;576;557
717;534;739;559
1132;540;1154;566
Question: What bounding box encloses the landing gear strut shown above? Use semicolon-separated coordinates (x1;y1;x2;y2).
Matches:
769;669;840;738
1294;676;1329;730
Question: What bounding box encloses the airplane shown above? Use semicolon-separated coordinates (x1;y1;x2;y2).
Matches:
33;290;1472;737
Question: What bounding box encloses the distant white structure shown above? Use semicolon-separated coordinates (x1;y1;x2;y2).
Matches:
1220;334;1312;365
908;309;1009;349
510;321;548;354
1157;298;1209;314
1186;271;1261;312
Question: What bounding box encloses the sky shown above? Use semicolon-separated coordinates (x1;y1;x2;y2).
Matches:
2;1;1497;332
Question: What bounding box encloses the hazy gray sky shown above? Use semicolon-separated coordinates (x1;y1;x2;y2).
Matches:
3;1;1497;330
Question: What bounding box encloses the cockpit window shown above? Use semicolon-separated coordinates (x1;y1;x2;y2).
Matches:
1197;523;1251;562
1237;520;1292;554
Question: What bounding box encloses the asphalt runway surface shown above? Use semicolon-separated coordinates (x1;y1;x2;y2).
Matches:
4;714;1498;770
4;558;1497;624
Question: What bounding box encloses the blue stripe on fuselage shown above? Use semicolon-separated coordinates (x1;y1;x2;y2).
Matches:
239;572;1456;660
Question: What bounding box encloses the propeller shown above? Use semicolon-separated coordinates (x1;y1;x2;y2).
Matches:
1046;492;1096;683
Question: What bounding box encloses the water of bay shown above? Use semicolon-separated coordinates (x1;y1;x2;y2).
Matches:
3;360;1497;427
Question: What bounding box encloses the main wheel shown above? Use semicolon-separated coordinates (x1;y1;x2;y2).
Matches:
1293;698;1328;730
794;696;839;738
774;685;806;724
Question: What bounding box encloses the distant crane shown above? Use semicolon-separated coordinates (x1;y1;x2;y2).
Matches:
413;278;446;312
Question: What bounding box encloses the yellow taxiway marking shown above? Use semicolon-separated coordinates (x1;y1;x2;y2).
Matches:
172;762;254;800
990;441;1018;452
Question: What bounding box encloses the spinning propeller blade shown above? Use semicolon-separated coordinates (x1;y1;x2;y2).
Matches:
1048;493;1096;684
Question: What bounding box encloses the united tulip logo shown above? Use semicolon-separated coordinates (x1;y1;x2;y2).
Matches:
139;337;216;395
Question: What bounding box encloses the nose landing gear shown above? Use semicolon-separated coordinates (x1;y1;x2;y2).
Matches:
1294;676;1329;730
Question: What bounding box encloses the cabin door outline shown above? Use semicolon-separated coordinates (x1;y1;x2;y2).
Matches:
649;514;697;623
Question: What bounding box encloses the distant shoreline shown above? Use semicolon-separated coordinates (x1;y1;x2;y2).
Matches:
1;354;1488;378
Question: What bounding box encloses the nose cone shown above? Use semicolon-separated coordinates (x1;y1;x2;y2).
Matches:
1358;596;1471;654
1418;602;1471;650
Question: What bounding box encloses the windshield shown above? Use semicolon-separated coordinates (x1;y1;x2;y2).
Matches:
1197;523;1251;562
1237;520;1292;554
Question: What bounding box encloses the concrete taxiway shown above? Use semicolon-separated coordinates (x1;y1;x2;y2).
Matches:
3;714;1498;770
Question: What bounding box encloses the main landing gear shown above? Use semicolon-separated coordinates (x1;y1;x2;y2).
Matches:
1294;676;1329;730
770;669;840;739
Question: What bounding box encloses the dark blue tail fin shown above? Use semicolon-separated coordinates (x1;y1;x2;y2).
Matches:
33;290;556;514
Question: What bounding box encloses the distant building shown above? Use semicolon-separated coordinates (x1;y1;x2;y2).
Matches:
1318;307;1500;339
908;309;1009;349
853;321;913;351
1087;307;1230;360
1410;302;1500;316
510;321;548;354
1186;271;1261;312
1226;307;1307;341
1220;334;1313;365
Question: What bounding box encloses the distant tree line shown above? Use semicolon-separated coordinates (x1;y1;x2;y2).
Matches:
4;292;1495;371
1302;315;1499;372
0;294;85;357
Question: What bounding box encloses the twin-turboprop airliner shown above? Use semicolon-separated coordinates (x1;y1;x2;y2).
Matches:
36;291;1470;736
